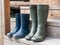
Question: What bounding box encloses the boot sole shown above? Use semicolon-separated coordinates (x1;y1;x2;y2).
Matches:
32;35;46;42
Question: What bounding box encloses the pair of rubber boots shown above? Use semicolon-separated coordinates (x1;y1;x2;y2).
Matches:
7;13;30;39
25;5;49;42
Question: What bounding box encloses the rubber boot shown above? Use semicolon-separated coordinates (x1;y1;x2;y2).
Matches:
31;5;49;42
7;13;21;38
25;5;37;40
13;14;30;39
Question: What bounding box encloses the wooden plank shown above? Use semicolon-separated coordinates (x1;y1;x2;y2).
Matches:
10;1;60;10
30;0;60;6
47;19;60;38
49;6;60;10
20;6;30;14
4;0;10;35
5;19;60;45
10;1;30;7
5;36;60;45
48;10;60;19
0;0;5;45
20;6;29;10
20;6;60;10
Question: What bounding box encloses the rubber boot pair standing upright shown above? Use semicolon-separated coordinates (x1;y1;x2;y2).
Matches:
7;13;30;39
26;5;49;42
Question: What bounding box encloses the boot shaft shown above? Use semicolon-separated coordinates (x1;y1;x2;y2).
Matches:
15;13;21;28
20;14;29;29
37;5;49;25
30;5;37;26
36;5;49;36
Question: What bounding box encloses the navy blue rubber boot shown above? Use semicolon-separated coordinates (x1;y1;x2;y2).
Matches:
13;14;30;39
7;13;21;38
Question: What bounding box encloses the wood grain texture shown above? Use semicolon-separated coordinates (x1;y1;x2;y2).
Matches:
20;6;30;14
30;0;60;6
4;0;10;35
10;1;30;7
20;6;60;20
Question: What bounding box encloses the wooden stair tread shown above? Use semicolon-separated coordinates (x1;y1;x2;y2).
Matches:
10;1;30;7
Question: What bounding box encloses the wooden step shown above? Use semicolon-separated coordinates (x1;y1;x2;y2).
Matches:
10;1;29;7
5;36;60;45
47;19;60;38
7;19;60;45
10;18;60;38
20;6;30;14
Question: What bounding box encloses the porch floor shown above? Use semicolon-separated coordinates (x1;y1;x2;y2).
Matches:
4;36;60;45
4;18;60;45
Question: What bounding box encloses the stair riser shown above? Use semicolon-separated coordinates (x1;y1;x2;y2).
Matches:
47;26;60;38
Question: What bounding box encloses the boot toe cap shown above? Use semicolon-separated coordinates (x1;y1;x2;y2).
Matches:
13;34;20;39
7;33;12;38
13;34;26;39
31;37;45;42
25;36;31;40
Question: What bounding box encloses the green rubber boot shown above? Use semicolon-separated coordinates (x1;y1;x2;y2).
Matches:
25;5;37;40
31;5;49;42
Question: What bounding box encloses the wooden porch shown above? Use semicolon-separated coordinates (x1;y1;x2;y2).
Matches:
1;0;60;45
4;37;60;45
5;0;60;35
4;18;60;45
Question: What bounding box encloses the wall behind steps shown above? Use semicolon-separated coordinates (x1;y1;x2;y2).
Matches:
20;6;60;20
48;10;60;20
10;0;60;20
30;0;60;19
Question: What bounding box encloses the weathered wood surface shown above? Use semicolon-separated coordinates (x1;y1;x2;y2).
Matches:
20;6;60;19
10;0;60;19
20;6;30;14
30;0;60;6
5;36;60;45
10;0;60;7
10;1;29;7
